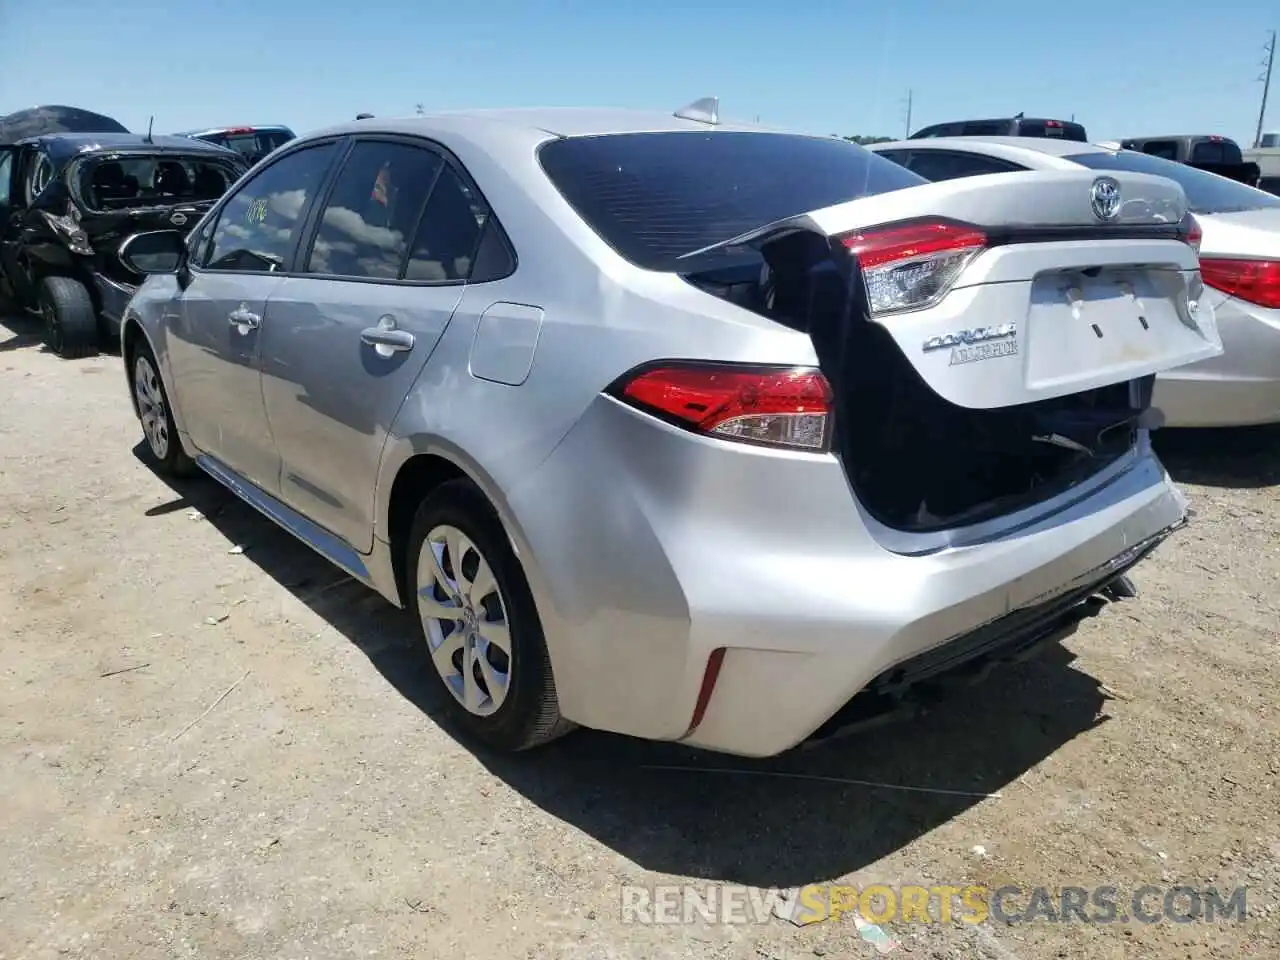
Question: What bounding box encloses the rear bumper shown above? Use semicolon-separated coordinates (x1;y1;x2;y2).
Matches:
509;397;1188;758
1154;294;1280;427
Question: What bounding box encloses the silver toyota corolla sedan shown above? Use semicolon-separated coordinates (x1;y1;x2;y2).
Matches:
116;107;1220;758
870;136;1280;428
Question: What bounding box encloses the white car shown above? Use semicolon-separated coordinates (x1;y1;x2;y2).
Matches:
871;136;1280;428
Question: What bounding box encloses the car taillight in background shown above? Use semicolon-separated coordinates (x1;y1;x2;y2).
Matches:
609;363;832;452
1198;258;1280;309
840;218;988;316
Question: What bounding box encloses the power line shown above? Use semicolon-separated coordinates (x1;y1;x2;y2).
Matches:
1254;29;1275;147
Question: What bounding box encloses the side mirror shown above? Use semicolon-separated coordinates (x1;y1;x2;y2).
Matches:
119;229;186;275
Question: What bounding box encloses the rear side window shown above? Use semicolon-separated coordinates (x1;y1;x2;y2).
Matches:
1140;140;1179;161
906;150;1025;181
1258;176;1280;196
1066;150;1280;214
306;140;443;279
538;131;923;272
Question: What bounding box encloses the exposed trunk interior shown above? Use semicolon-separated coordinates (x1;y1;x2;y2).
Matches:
686;232;1150;533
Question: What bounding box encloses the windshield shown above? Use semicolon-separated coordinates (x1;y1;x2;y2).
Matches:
78;154;244;211
538;131;924;272
1065;149;1280;214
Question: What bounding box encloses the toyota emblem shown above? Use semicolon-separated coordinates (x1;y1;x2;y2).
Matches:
1090;177;1122;222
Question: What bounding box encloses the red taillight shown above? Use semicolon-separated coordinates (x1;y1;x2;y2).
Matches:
1046;119;1063;128
225;126;255;134
1184;214;1202;254
611;362;833;452
840;219;987;316
1199;258;1280;309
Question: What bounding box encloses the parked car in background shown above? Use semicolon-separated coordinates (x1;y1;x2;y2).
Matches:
1118;134;1259;186
910;114;1087;141
0;105;128;143
0;133;247;356
871;136;1280;427
116;106;1217;757
1243;146;1280;196
173;125;295;166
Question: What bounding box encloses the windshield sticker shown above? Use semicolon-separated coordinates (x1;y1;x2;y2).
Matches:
246;197;269;225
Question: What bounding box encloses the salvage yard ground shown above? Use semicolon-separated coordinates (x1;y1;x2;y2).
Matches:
0;313;1277;960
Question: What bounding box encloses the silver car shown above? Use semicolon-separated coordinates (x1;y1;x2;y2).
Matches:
117;108;1220;758
870;136;1280;428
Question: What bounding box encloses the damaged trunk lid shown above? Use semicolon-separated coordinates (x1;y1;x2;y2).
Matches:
687;169;1222;410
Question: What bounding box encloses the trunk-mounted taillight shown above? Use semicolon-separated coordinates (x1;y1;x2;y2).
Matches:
1199;258;1280;309
608;362;833;452
1182;214;1202;254
839;218;987;316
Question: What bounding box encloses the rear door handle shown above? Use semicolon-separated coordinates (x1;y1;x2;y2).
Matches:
360;315;414;357
228;305;260;331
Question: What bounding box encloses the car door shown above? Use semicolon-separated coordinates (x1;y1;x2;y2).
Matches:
0;146;20;299
164;140;340;491
258;137;503;552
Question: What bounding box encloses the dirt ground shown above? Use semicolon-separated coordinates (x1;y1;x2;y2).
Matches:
1;312;1277;960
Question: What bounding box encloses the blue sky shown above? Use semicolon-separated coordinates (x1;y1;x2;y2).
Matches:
3;0;1276;144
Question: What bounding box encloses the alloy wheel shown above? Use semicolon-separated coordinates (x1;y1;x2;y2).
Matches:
133;354;170;460
416;524;512;716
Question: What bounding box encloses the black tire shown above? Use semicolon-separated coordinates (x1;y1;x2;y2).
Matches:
407;479;574;752
39;276;99;359
129;339;197;478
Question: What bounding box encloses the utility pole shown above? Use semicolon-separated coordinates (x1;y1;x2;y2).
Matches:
1254;29;1275;147
903;89;914;137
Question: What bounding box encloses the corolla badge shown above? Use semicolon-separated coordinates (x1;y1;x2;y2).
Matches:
922;323;1016;352
1090;177;1122;221
169;212;188;226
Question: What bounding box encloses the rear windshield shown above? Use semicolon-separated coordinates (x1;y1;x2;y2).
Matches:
1190;139;1242;164
1064;149;1280;215
205;130;293;163
1017;119;1088;141
78;154;244;211
538;131;924;272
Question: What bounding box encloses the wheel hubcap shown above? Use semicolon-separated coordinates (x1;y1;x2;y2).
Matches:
416;524;511;716
41;299;61;351
134;355;169;459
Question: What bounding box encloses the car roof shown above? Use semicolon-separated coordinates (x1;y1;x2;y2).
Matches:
868;136;1118;169
300;107;804;147
174;124;294;137
873;135;1112;158
18;132;241;159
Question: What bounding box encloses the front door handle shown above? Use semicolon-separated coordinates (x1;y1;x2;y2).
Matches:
360;315;414;358
228;305;260;332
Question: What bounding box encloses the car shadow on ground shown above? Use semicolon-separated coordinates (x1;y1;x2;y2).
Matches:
0;311;123;357
134;443;1114;889
1154;423;1280;489
0;312;43;352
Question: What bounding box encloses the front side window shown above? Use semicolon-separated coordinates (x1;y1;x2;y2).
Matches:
0;151;13;206
1140;140;1179;161
306;140;443;279
26;152;55;204
204;142;337;273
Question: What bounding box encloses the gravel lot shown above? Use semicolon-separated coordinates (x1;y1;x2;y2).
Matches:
1;312;1277;960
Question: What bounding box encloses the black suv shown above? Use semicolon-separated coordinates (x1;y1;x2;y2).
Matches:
910;116;1088;141
0;133;248;357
